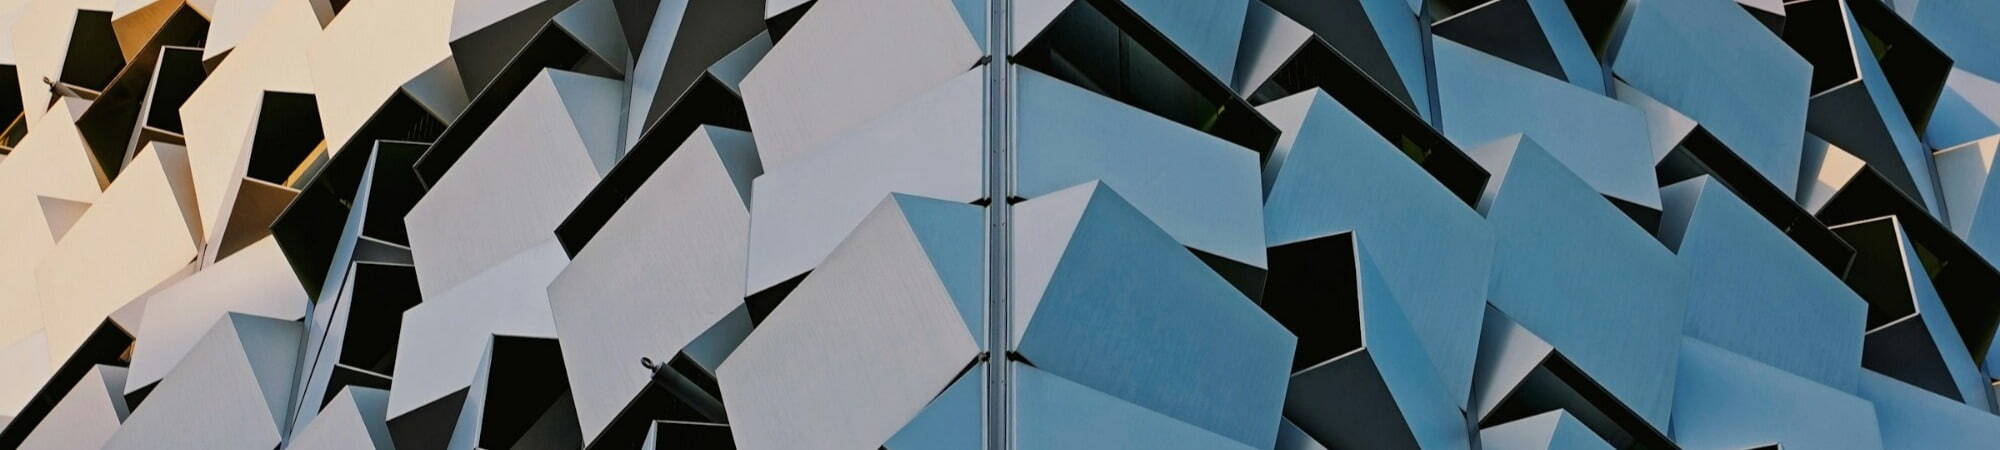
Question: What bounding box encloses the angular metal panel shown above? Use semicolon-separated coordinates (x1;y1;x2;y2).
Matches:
1672;338;1883;450
1611;0;1813;196
403;69;617;297
126;237;307;394
745;68;983;295
720;194;982;450
1014;365;1256;450
1470;135;1688;430
547;125;760;444
1012;182;1292;448
288;387;394;450
1660;176;1868;392
1436;37;1661;210
17;365;125;450
737;0;981;169
102;314;301;450
1260;89;1494;407
1016;67;1267;270
1479;410;1611;450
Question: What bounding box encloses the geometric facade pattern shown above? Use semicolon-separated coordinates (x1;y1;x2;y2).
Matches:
4;0;2000;448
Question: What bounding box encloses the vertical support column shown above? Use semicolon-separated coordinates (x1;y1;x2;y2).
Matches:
983;0;1014;449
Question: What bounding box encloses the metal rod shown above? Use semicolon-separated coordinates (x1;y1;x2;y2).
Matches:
983;0;1014;448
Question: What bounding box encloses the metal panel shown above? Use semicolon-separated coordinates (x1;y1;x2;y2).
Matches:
1015;67;1267;270
1660;176;1868;392
547;125;760;444
102;314;301;450
1672;338;1883;450
403;69;617;297
17;365;126;450
737;0;982;169
1479;410;1611;450
288;387;394;450
1611;0;1813;196
1012;182;1292;448
126;237;307;393
1470;135;1688;430
1436;37;1661;210
1013;365;1255;450
1261;89;1494;408
744;68;983;295
1860;369;2000;448
720;194;982;450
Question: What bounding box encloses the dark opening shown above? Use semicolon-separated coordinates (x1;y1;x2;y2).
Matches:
1014;0;1279;154
244;92;326;184
1262;233;1365;373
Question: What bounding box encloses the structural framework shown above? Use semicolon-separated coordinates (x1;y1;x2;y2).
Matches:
0;0;1998;448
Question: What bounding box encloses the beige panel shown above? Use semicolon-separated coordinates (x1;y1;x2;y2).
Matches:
308;0;456;153
448;0;551;42
199;0;282;62
0;0;31;66
11;0;81;130
34;142;200;368
0;333;52;417
0;105;103;348
177;0;317;266
126;237;307;393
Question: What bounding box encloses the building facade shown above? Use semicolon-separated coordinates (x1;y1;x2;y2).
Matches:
1;0;1999;448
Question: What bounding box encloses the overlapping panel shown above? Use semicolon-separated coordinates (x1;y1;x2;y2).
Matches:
386;239;565;429
1013;365;1255;450
1935;137;2000;264
404;68;618;297
1436;37;1660;212
177;0;320;265
1260;88;1493;407
309;0;460;152
35;142;199;369
4;0;2000;447
1862;369;2000;447
1660;176;1868;391
1015;68;1266;274
548;125;760;445
745;68;981;297
738;0;980;169
0;103;102;409
1672;337;1884;449
1264;232;1469;448
1012;182;1292;448
17;365;126;450
1260;0;1434;122
1469;135;1687;430
1479;410;1610;450
1834;216;1992;412
1610;0;1812;195
101;314;300;450
720;194;982;450
125;236;306;394
1785;0;1946;216
288;387;394;450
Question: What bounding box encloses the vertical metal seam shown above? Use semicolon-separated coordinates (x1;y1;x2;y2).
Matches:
984;0;1013;448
